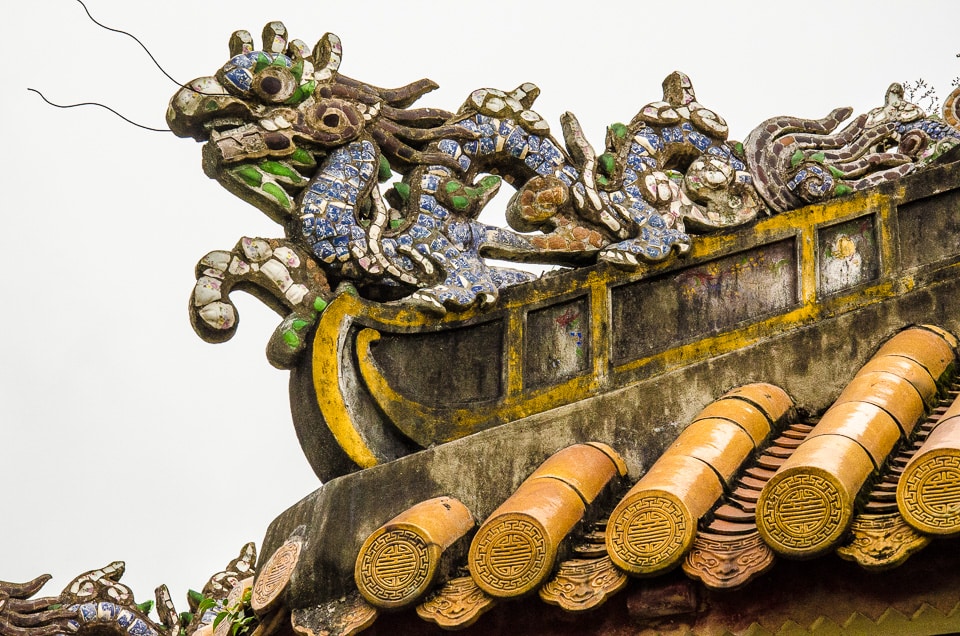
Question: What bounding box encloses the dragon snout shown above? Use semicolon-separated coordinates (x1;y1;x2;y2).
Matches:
167;76;249;140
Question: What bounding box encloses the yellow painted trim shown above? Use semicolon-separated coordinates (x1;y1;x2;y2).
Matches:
311;294;381;468
590;281;610;387
505;310;524;396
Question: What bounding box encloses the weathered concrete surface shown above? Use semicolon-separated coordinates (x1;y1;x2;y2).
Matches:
261;272;960;608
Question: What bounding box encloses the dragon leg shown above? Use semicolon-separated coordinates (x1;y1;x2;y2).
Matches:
190;238;332;368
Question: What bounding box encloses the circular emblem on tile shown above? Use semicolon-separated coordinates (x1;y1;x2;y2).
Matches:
355;528;436;609
606;493;690;574
758;472;846;557
251;539;301;614
469;516;548;597
899;453;960;535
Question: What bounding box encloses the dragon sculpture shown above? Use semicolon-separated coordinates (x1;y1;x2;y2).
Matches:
168;22;764;366
168;23;960;367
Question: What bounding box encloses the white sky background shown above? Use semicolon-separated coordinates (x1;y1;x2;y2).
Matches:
2;0;958;616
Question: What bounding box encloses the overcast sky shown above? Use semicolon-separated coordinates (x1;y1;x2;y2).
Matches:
2;0;959;618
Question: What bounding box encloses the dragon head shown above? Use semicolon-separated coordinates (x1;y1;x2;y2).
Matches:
166;23;356;146
166;23;367;223
167;23;469;224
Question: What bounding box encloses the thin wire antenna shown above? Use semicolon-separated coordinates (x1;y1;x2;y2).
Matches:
27;88;171;133
76;0;182;87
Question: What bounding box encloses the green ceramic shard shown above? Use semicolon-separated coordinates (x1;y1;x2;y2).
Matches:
480;175;500;189
835;184;853;196
262;182;291;208
254;52;271;73
445;181;460;193
599;152;616;176
188;590;204;605
291;59;304;82
828;165;845;179
610;122;629;139
136;601;154;615
285;87;304;105
260;161;301;181
292;318;310;331
378;156;392;182
285;81;316;105
791;149;804;168
811;152;826;163
235;167;262;187
394;182;410;202
390;219;401;229
290;148;315;166
451;195;470;210
204;100;219;112
313;297;328;312
283;330;300;348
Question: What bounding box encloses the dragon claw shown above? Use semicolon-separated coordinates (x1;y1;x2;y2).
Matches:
598;248;639;269
407;290;447;315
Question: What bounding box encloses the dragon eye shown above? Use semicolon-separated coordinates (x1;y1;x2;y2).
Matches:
303;98;364;145
252;66;297;103
260;76;283;95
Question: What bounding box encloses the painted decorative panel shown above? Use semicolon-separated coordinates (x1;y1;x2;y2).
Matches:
370;321;504;405
612;239;798;364
817;215;880;296
898;189;960;269
525;297;590;389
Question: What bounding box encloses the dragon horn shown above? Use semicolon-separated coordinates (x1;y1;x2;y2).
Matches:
312;33;342;82
288;38;311;59
885;82;905;106
228;30;254;56
262;22;288;54
663;71;696;106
